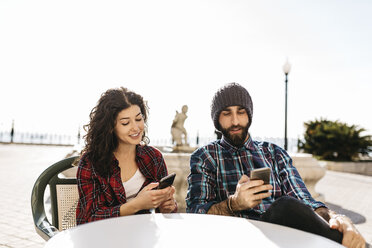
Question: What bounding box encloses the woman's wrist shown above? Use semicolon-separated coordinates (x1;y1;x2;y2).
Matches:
119;200;140;216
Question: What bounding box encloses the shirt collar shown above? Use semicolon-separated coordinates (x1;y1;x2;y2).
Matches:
111;145;152;179
220;133;254;153
135;145;146;160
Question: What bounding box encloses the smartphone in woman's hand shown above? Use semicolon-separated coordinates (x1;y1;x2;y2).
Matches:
155;173;176;189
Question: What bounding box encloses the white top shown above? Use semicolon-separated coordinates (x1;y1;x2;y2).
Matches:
122;169;146;201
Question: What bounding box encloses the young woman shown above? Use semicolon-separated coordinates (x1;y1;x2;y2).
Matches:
76;87;177;225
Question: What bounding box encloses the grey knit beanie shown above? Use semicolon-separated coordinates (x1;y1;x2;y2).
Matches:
211;82;253;131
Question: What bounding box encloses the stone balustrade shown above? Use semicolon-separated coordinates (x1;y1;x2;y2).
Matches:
63;151;326;213
322;160;372;176
164;152;326;212
163;153;191;212
291;153;326;202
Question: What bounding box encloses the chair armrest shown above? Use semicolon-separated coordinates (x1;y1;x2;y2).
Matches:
35;218;60;241
31;156;78;240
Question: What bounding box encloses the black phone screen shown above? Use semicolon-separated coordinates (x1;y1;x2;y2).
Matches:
157;173;176;189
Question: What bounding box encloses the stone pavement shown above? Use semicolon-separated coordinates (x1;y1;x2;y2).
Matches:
0;144;72;248
0;144;371;247
316;170;372;246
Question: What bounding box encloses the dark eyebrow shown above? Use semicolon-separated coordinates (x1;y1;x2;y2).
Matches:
119;112;142;121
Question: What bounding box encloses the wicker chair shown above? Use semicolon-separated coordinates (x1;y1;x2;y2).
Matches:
31;156;79;241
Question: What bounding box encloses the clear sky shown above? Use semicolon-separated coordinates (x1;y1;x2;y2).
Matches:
1;0;371;145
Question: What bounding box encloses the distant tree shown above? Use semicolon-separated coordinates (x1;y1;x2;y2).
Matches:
298;118;372;161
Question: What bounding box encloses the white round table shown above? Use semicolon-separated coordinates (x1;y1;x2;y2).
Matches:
45;213;343;248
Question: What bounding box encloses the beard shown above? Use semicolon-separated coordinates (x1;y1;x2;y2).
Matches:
220;124;249;147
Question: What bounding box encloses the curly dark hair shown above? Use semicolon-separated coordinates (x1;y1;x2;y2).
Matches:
82;87;149;177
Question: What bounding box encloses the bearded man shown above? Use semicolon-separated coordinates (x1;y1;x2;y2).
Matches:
186;83;365;248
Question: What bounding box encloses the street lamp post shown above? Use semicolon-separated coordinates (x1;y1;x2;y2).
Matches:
282;59;291;151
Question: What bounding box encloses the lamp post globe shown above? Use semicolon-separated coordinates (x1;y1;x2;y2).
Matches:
282;59;291;151
283;59;291;75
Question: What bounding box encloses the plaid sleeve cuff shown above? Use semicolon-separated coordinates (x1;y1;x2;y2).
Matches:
310;200;327;210
112;205;121;217
187;201;216;214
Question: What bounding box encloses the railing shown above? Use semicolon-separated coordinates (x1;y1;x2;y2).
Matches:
0;131;299;152
0;131;79;146
151;136;299;153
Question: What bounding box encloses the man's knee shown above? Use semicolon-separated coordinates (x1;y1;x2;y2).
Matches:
261;196;313;223
269;196;308;213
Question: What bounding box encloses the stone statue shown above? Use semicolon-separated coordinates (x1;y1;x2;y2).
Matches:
171;105;188;146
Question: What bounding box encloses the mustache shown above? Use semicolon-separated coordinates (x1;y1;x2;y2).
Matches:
227;125;244;132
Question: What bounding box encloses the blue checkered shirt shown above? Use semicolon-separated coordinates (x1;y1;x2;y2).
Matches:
186;135;326;218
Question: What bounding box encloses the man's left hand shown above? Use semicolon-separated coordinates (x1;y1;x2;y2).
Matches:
329;214;365;248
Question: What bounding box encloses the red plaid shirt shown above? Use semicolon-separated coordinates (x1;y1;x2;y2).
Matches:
76;145;169;225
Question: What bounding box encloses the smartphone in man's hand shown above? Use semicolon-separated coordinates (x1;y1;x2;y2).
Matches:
250;168;271;194
155;173;176;190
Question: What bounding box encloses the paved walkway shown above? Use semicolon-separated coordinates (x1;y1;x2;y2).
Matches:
0;144;72;248
316;170;372;245
0;144;371;247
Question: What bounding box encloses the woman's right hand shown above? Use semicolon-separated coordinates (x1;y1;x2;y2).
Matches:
133;182;173;210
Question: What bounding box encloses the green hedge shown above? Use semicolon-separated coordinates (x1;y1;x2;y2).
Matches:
298;119;372;161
